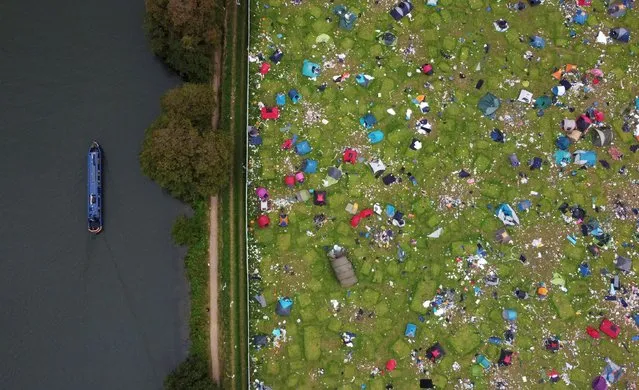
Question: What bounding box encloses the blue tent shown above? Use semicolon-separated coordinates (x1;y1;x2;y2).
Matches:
574;10;588;25
269;48;283;64
301;159;318;173
610;27;630;42
302;60;321;78
579;263;591;277
495;203;520;226
517;200;532;212
554;150;572;166
276;297;293;316
360;113;377;128
275;93;286;106
502;309;518;321
405;323;417;338
295;140;312;155
476;354;491;369
356;74;374;87
530;35;546;49
556;136;570;150
288;89;301;103
385;204;396;217
368;130;384;144
574;150;597;167
249;135;263;146
339;11;357;30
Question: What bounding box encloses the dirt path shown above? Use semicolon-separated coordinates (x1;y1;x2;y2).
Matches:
208;196;220;383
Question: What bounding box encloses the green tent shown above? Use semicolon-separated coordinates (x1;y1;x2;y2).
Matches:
478;93;500;116
534;95;552;110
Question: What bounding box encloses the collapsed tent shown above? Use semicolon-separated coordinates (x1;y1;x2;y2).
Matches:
328;246;358;287
602;358;624;384
355;73;374;87
269;48;283;64
426;342;445;362
498;349;514;366
253;334;269;349
390;0;413;21
478;93;500;116
592;127;614;147
334;5;357;30
534;95;552;110
495;228;512;244
608;3;628;18
610;27;630;42
615;255;632;272
592;376;607;390
275;297;293;316
313;190;327;206
302;60;321;78
530;35;546;48
495;203;520;226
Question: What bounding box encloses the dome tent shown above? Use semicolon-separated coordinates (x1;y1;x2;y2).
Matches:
288;89;301;103
592;126;614;147
327;245;358;287
610;27;630;42
368;130;384;144
301;159;318;173
334;5;357;31
380;31;397;46
275;297;293;316
302;60;321;78
530;35;546;48
389;0;413;21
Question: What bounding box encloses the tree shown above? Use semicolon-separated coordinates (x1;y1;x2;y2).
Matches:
144;0;222;81
161;83;213;131
164;355;218;390
140;117;230;203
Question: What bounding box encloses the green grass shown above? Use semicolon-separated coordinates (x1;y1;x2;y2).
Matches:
247;1;639;388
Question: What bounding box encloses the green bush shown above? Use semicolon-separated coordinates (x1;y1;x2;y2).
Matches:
164;355;217;390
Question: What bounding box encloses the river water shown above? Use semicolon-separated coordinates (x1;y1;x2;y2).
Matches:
0;1;189;389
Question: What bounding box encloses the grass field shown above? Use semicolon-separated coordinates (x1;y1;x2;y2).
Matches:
247;1;639;388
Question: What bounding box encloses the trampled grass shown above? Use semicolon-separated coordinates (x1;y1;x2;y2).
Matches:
247;1;639;388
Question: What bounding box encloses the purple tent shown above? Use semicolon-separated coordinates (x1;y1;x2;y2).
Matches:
592;376;607;390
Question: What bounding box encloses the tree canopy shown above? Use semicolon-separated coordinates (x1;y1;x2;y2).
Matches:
164;355;218;390
144;0;221;82
140;84;230;203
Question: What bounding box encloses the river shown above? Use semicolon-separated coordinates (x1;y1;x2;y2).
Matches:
0;0;189;389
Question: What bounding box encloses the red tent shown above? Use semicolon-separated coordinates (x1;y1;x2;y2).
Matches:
600;318;620;339
350;214;362;227
421;63;434;75
343;148;358;164
385;359;397;371
261;107;279;120
257;214;270;228
594;110;605;122
284;175;295;187
359;208;373;218
259;62;271;76
586;326;600;339
577;0;592;5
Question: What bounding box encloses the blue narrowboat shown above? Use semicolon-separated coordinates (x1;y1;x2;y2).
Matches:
87;141;103;233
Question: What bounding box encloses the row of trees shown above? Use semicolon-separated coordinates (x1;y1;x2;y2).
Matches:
140;83;230;203
144;0;223;81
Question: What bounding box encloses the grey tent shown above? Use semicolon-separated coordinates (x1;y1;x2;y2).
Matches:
323;166;343;187
610;27;630;42
592;127;614;147
615;256;632;272
368;158;387;178
253;334;269;349
608;3;627;18
478;93;501;116
254;294;267;307
328;245;358;287
334;5;357;30
390;0;413;21
380;31;397;46
294;189;311;202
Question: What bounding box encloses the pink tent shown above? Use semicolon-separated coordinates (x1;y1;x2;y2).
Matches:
385;359;397;371
256;187;269;200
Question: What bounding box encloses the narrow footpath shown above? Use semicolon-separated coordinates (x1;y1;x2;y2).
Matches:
208;196;220;383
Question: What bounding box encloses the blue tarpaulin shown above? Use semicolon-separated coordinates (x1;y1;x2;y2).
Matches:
574;150;597;167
